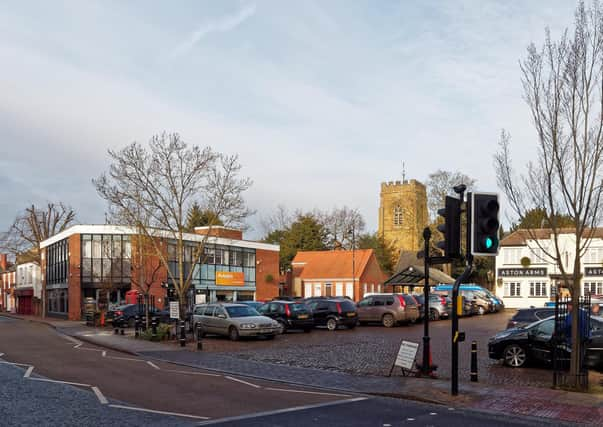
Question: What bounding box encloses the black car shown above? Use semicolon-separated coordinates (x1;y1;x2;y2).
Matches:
107;304;170;327
258;301;314;333
305;299;358;331
488;316;603;370
506;308;556;329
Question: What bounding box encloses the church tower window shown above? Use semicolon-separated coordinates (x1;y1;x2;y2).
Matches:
393;206;403;227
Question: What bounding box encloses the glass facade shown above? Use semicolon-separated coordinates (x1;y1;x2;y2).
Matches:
46;238;68;285
81;234;131;286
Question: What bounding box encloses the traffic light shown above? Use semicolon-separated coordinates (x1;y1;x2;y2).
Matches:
470;192;500;256
436;196;461;259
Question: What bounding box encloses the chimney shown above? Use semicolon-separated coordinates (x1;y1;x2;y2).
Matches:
0;254;7;271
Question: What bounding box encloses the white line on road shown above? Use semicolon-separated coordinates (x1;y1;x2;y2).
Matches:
197;397;368;426
0;353;4;357
24;366;34;378
264;387;350;397
108;404;210;420
147;361;161;370
164;369;220;377
92;386;109;405
0;361;32;368
104;355;143;362
73;343;82;349
102;351;107;357
225;376;261;388
29;377;91;387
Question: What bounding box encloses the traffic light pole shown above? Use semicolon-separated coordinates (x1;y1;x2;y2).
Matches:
421;227;433;376
451;255;473;395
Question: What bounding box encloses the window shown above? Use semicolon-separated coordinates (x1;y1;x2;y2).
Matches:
204;247;215;264
529;282;547;297
504;282;521;297
325;283;332;297
46;238;69;285
584;282;603;295
230;250;242;266
529;247;548;264
503;248;522;265
393;206;403;226
80;235;131;285
585;247;603;264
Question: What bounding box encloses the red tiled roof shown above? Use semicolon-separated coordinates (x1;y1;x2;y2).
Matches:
292;249;376;279
501;228;603;246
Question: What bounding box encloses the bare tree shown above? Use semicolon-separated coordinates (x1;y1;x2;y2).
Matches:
318;207;366;250
495;1;603;390
259;205;296;237
1;202;77;318
94;132;253;321
426;170;477;222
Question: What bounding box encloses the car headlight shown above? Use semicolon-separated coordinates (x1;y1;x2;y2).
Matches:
240;323;257;329
494;331;513;340
272;321;279;327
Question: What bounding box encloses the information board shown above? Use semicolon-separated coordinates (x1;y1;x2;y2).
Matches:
395;340;419;370
169;301;180;320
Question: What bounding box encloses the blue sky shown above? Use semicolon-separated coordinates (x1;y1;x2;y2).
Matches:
0;0;579;237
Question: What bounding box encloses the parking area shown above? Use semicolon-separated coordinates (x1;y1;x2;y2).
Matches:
191;310;589;388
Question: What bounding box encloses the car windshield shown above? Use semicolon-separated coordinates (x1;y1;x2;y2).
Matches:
225;306;260;318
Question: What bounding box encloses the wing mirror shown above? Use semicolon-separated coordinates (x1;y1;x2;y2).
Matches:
217;314;226;319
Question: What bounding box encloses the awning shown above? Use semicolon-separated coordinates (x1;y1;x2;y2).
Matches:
384;265;454;286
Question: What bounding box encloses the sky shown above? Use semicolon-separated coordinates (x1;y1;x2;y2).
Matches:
0;0;581;238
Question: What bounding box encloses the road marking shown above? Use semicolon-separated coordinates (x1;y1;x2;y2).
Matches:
163;369;220;377
407;418;415;421
24;366;34;378
0;353;4;357
108;404;210;420
73;343;82;349
104;355;142;362
430;412;437;415
78;347;103;352
197;397;368;425
448;407;455;411
147;361;160;370
92;386;109;404
29;377;91;387
264;387;350;397
0;361;32;368
225;376;261;388
102;351;107;357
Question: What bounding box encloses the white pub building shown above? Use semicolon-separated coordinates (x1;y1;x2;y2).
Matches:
495;229;603;309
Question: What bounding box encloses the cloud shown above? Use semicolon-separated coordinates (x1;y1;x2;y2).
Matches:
171;3;257;58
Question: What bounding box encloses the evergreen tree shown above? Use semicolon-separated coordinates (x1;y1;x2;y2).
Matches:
185;203;223;232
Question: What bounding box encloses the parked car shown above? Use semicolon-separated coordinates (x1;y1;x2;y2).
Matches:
433;291;475;317
239;301;264;311
460;289;493;315
305;298;358;330
414;294;452;321
106;304;170;327
506;308;556;329
257;301;314;333
488;316;603;370
356;294;420;327
192;303;280;341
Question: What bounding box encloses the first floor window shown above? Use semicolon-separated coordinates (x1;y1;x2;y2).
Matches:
504;282;521;297
584;282;603;295
529;282;547;297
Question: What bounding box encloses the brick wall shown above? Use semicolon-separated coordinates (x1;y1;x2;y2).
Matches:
193;227;243;240
130;236;167;309
68;234;82;320
255;249;279;301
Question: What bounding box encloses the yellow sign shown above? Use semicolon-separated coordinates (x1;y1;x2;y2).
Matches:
216;271;245;286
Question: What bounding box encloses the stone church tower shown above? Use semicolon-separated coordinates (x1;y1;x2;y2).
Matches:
378;179;428;256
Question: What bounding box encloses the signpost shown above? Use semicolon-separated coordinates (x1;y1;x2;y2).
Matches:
169;301;180;320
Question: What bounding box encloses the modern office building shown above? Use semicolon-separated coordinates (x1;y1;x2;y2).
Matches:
39;225;280;320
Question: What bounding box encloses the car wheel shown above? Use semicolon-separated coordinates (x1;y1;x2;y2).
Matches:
229;326;240;341
303;328;312;333
326;318;338;331
429;309;440;321
277;320;287;334
478;306;486;316
382;314;395;328
504;344;527;367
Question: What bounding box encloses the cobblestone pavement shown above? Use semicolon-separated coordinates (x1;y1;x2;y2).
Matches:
188;310;600;388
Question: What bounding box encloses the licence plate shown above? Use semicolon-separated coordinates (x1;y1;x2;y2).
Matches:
259;329;271;334
298;314;309;319
346;312;356;317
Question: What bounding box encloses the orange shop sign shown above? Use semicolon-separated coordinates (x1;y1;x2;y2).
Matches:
215;271;245;286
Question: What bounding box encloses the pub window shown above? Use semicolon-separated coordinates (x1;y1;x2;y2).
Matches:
584;282;603;295
393;206;403;226
529;282;547;297
504;282;521;297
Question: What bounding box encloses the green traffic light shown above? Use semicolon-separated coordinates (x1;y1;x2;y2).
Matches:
485;237;493;249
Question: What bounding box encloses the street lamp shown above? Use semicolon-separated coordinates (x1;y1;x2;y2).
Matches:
349;226;356;298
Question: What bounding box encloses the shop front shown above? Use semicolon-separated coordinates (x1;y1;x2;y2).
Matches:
47;285;69;317
16;288;33;315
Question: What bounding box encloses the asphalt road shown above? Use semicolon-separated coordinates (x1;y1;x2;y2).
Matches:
0;317;356;422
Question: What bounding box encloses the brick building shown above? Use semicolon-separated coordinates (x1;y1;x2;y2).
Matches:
290;249;387;302
1;254;16;312
39;225;279;320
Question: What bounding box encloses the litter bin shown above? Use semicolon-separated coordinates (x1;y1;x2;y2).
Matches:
84;297;96;326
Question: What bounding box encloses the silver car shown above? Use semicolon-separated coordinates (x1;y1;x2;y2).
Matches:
192;303;280;341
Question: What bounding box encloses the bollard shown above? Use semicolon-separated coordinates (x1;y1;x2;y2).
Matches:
196;324;203;351
151;317;157;341
470;340;478;382
114;321;118;334
179;320;186;347
134;315;140;338
120;320;125;335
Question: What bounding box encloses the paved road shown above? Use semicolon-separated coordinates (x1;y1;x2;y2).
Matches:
0;318;357;423
202;394;561;427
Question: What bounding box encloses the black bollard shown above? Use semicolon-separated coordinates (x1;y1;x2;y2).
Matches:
179;320;186;347
151;317;157;341
196;324;203;351
470;340;478;382
134;315;140;338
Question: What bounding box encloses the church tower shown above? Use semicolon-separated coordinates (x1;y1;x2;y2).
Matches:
378;179;428;256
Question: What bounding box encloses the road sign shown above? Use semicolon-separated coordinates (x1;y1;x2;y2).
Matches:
395;340;419;370
169;301;180;320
